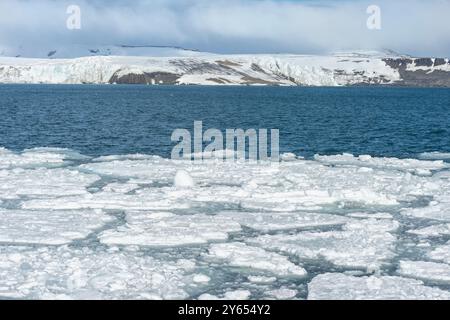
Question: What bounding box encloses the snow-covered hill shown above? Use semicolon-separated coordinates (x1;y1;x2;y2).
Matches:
1;51;449;86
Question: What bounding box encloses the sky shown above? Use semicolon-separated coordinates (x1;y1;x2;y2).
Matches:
0;0;449;57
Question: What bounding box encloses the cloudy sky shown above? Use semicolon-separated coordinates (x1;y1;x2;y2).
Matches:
0;0;449;57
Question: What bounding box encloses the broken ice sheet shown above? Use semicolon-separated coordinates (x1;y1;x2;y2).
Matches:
215;210;348;232
397;261;450;284
205;242;307;277
308;273;450;300
0;208;113;245
248;219;398;270
0;246;199;300
0;167;100;200
98;211;241;247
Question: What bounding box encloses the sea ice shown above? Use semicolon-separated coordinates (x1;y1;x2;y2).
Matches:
419;152;450;160
0;246;198;299
308;273;450;300
0;208;112;245
215;211;348;232
174;170;195;188
408;224;450;237
0;167;100;200
314;153;447;175
248;219;398;270
428;243;450;264
266;288;298;299
99;212;241;247
205;242;307;277
402;199;450;222
398;261;450;284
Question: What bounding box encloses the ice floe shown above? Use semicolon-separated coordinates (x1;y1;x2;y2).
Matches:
428;243;450;264
314;153;447;175
205;242;307;277
408;224;450;237
0;147;88;169
0;167;100;200
398;261;450;284
248;219;398;270
99;212;241;247
215;211;348;232
402;198;450;222
0;208;112;245
0;246;198;299
0;147;450;299
174;170;195;188
419;152;450;160
308;273;450;300
266;288;298;299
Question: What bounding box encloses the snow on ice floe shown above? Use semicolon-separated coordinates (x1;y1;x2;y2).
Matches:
0;208;112;245
347;212;393;219
38;152;443;213
402;198;450;222
419;152;450;160
307;273;450;300
174;170;195;188
98;212;241;247
397;261;450;284
205;242;307;277
428;243;450;265
0;147;88;169
215;211;348;232
198;290;252;300
1;147;450;299
408;224;450;237
314;153;447;175
266;288;298;300
0;246;199;299
0;167;100;200
248;219;398;270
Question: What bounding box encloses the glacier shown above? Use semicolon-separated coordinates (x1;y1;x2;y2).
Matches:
0;147;450;299
1;51;449;87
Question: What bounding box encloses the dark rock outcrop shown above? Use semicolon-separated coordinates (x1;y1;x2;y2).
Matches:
109;71;180;85
383;58;450;87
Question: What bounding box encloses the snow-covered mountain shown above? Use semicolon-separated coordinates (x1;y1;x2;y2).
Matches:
0;49;449;87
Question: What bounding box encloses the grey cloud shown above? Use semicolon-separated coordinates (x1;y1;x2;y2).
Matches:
0;0;449;57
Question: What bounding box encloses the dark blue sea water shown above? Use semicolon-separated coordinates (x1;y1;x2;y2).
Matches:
0;84;449;158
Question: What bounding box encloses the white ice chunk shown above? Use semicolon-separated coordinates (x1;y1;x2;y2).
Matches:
247;276;277;284
0;246;198;299
308;273;450;300
216;211;348;232
408;224;450;237
206;242;307;277
0;147;87;169
99;212;241;247
223;290;251;300
347;212;393;219
0;208;112;245
428;243;450;264
419;152;450;160
314;153;447;174
249;219;397;270
266;288;297;299
0;168;100;200
402;200;450;222
398;261;450;284
174;170;195;188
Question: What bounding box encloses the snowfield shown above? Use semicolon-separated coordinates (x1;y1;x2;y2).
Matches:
1;147;450;299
